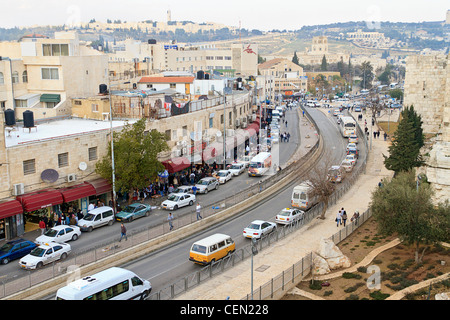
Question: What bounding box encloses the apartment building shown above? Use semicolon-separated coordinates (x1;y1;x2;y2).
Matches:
0;31;108;121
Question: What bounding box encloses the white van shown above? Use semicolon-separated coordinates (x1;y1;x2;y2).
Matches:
55;267;151;300
78;206;115;232
291;181;317;210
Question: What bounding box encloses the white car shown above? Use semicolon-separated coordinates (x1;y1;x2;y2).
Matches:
228;163;245;176
348;135;358;144
243;220;277;239
35;225;81;245
345;154;357;166
346;143;357;151
275;208;305;225
341;159;354;172
168;185;193;197
216;170;232;184
195;177;219;194
239;155;253;168
19;242;71;270
161;193;196;210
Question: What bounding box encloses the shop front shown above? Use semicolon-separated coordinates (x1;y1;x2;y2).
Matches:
0;200;24;240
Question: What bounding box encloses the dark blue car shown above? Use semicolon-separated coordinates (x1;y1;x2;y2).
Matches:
0;239;37;265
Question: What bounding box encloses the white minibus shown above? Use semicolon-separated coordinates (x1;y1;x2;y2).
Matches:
248;152;272;176
339;116;357;138
55;267;152;300
291;181;317;210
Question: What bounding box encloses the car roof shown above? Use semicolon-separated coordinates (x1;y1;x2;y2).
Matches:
88;206;114;214
200;177;215;181
5;239;32;245
38;242;68;249
249;220;267;225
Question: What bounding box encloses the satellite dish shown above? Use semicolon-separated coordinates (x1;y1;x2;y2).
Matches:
216;131;222;137
78;162;87;171
41;169;59;183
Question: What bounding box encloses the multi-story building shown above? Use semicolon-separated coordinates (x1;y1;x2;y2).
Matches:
296;36;349;65
0;31;108;121
258;58;307;98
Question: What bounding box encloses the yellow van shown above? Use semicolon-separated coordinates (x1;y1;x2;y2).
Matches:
189;233;235;265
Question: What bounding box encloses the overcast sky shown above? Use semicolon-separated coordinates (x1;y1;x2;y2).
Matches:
2;0;449;30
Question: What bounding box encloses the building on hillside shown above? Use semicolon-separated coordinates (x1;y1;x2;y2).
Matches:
403;53;450;201
296;36;349;65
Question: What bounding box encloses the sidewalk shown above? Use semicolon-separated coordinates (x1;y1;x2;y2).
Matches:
175;108;394;300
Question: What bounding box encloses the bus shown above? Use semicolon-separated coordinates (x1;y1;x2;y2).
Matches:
291;181;317;210
339;116;357;137
55;267;152;300
189;233;235;265
248;152;272;177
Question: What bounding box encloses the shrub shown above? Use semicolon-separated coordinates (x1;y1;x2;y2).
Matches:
323;290;333;297
309;280;322;290
344;282;365;293
342;272;362;279
387;263;400;270
357;266;367;273
345;294;359;300
369;290;390;300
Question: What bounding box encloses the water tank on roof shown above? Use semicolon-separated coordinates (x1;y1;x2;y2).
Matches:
4;108;15;126
99;84;107;94
23;110;34;128
197;70;204;80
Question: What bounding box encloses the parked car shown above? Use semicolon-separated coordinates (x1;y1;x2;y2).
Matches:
35;225;81;245
0;239;37;265
216;170;232;184
116;203;151;222
346;143;357;151
19;242;71;270
327;165;344;183
348;135;358;144
354;106;362;112
228;162;246;176
347;146;359;158
275;208;305;225
77;206;115;232
243;220;277;239
240;155;253;168
161;193;196;210
195;177;219;194
170;185;193;196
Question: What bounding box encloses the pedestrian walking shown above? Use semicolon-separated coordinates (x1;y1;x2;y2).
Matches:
384;132;387;141
336;210;341;227
168;212;174;231
196;202;202;220
342;210;348;227
340;208;346;225
351;211;360;225
287;132;290;142
119;223;127;242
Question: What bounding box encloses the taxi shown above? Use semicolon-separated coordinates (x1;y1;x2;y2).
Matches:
19;242;71;270
348;135;358;144
275;208;305;225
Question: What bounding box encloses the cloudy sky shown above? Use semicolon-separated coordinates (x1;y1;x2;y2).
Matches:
2;0;449;30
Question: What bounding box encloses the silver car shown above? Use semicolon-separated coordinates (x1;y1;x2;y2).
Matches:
195;177;219;194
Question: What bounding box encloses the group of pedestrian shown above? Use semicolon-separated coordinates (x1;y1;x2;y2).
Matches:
373;130;381;139
280;132;290;143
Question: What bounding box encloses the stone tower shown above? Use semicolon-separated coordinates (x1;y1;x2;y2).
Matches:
311;36;328;54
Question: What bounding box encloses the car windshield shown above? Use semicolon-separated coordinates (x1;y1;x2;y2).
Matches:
123;205;136;212
82;213;95;221
168;195;180;201
218;172;227;176
230;165;240;170
247;223;261;230
249;162;262;168
198;180;209;185
278;210;290;217
30;247;46;257
43;229;58;237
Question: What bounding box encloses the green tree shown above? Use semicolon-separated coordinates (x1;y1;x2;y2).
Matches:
389;88;403;101
360;61;374;89
321;55;328;71
95;118;169;203
292;51;299;66
383;106;424;173
371;171;450;263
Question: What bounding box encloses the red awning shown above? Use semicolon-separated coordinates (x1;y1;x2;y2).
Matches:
161;157;191;173
245;122;260;135
60;182;97;203
87;178;112;196
16;189;64;212
0;200;23;219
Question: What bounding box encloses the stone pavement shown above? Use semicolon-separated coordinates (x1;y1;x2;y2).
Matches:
175;108;394;300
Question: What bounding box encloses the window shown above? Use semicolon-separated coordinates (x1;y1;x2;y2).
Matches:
215;56;223;60
23;159;36;175
41;68;59;80
165;129;171;140
0;72;3;84
225;56;232;60
43;43;69;56
91;104;99;112
22;71;28;83
170;83;176;88
58;152;69;167
12;71;19;84
74;100;82;105
88;147;97;161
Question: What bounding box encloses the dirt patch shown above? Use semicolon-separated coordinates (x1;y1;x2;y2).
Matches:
281;217;450;300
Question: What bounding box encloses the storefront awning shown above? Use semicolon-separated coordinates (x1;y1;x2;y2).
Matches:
87;178;112;196
40;94;61;103
16;189;64;212
161;157;191;173
60;182;97;203
0;200;23;219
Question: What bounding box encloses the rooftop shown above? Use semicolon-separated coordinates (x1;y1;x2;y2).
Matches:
4;118;132;148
